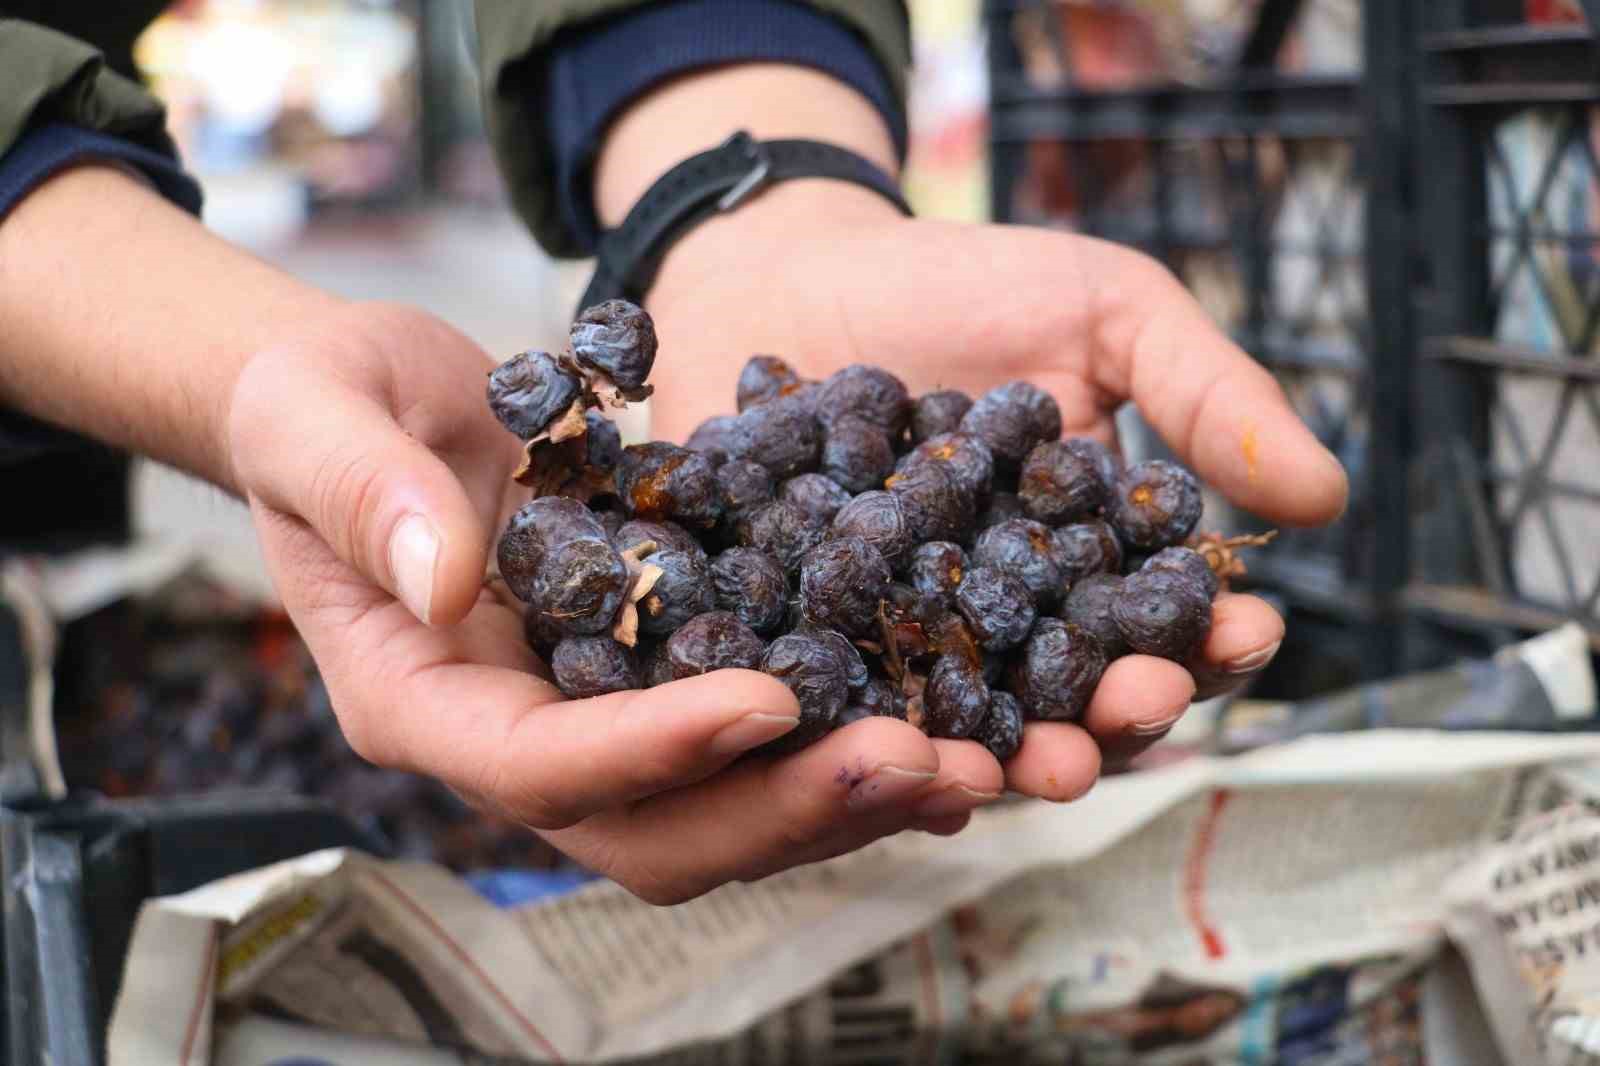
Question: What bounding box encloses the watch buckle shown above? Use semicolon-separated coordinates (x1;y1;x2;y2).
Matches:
716;132;773;212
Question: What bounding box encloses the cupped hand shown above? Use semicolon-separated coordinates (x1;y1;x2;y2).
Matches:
643;185;1350;784
225;300;997;904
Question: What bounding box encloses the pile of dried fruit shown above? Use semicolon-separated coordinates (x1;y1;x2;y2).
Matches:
492;301;1267;764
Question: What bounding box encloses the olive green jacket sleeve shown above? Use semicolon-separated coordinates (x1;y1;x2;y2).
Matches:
0;13;182;166
471;0;911;259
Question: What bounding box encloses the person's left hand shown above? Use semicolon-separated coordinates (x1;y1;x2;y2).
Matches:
640;184;1349;780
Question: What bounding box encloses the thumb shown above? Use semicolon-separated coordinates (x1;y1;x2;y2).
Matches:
229;357;490;627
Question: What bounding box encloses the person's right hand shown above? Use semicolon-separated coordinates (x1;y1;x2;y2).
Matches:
228;300;1005;904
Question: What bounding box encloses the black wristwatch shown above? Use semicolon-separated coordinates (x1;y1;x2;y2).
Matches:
579;131;912;313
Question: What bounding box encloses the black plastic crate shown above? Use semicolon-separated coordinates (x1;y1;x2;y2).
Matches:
985;0;1600;694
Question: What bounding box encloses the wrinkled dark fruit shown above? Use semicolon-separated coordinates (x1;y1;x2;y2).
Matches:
1110;460;1203;550
974;691;1024;762
488;350;582;440
972;518;1065;612
1112;567;1212;662
954;566;1037;652
1060;573;1130;660
685;415;738;468
887;460;976;544
911;389;973;444
838;678;909;727
1009;619;1106;722
906;541;969;605
737;355;802;411
757;632;851;755
815;364;912;435
960;381;1062;467
781;473;853;525
615;442;721;528
822;416;897;494
614;519;705;561
727;393;822;478
1019;439;1111;526
922;655;991;739
638;548;715;639
716;459;776;518
830;491;913;563
665;611;767;679
1049;520;1123;587
569;299;657;390
1143;545;1220;600
490;300;1261;765
551;636;640;698
498;498;628;636
897;432;994;498
710;548;789;635
801;536;893;638
737;501;826;576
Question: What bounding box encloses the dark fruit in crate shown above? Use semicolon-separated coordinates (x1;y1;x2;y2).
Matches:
710;548;789;635
800;536;893;638
1142;546;1219;600
897;432;994;498
974;691;1024;762
616;442;721;528
922;655;991;739
737;355;802;411
1048;520;1123;587
551;636;640;698
911;389;973;445
665;612;767;679
1110;460;1202;550
977;492;1026;532
1059;573;1130;660
830;491;913;563
1112;567;1211;662
822;416;897;494
716;459;776;518
960;382;1062;467
584;412;623;471
488;350;582;440
569;299;657;390
1009;619;1106;722
906;541;969;605
685;415;737;468
736;500;826;576
727;393;822;478
838;678;909;727
1019;439;1112;526
795;625;871;690
954;566;1037;652
781;473;853;525
972;518;1065;612
815;364;912;435
757;631;852;754
636;547;715;639
498;498;629;636
614;519;705;561
886;459;976;544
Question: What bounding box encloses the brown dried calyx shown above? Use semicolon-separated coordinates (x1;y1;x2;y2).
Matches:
611;540;664;647
1188;530;1278;590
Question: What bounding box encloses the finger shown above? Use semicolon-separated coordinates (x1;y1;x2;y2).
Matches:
255;509;808;827
553;717;945;904
1000;720;1102;801
1081;655;1196;767
1083;239;1349;526
1189;592;1285;700
231;358;491;627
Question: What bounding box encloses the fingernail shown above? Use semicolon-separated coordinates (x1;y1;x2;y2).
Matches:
709;712;799;755
913;785;1002;819
1224;639;1281;675
390;515;439;625
847;764;937;813
1129;711;1186;737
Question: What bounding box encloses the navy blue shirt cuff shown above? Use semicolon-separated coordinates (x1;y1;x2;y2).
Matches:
544;0;908;254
